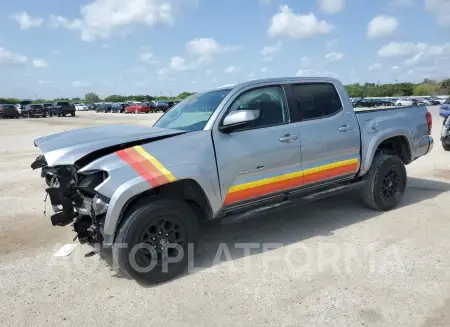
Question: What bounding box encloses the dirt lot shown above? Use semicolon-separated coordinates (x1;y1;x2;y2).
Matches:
0;108;449;327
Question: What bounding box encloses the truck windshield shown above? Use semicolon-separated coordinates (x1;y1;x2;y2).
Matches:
154;88;232;131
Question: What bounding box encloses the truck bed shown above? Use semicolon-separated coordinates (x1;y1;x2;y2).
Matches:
354;104;431;176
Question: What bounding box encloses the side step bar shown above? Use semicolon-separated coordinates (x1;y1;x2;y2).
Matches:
221;180;366;225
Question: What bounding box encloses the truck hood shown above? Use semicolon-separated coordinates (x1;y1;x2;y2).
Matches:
33;125;185;167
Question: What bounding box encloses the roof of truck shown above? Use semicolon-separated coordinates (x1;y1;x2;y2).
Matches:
207;77;340;93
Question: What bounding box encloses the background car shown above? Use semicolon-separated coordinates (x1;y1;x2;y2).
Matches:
49;101;75;117
75;103;88;111
111;102;127;113
125;102;151;113
43;103;52;113
441;115;450;151
22;104;47;118
395;98;413;106
439;99;450;121
96;103;112;113
0;104;20;118
154;101;169;112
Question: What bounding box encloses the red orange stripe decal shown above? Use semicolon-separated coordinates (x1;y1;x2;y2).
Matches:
224;159;359;205
116;146;175;186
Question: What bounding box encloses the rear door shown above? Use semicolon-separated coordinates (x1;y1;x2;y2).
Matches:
284;81;361;187
212;84;303;208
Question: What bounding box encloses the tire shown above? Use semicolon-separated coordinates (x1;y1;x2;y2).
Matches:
443;145;450;151
71;111;75;117
362;154;407;211
28;112;33;118
112;197;199;284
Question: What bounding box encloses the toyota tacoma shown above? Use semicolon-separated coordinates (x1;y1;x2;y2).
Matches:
31;77;434;284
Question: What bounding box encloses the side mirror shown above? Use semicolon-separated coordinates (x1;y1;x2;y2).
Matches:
220;109;260;133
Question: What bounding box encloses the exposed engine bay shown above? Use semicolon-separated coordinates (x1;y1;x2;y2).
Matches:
31;154;109;245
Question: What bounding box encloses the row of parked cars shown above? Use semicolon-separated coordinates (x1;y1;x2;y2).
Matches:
351;96;448;108
0;101;76;118
73;100;181;114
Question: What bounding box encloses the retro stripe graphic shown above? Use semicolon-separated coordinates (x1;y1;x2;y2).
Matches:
116;146;176;186
224;158;359;205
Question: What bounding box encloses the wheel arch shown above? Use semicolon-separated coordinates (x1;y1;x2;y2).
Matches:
360;132;412;177
108;178;213;244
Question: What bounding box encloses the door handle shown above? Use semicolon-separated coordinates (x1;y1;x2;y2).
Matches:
338;124;353;132
279;134;298;142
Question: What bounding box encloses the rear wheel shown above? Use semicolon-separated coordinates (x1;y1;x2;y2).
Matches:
28;112;33;118
71;111;75;117
362;154;407;211
112;197;199;284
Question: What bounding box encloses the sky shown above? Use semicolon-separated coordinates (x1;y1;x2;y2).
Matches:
0;0;449;99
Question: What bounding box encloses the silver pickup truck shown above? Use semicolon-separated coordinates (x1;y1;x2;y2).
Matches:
31;77;434;284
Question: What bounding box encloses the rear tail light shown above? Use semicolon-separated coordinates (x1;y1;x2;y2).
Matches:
426;111;432;134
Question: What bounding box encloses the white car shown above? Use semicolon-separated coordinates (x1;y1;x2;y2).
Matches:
75;104;88;111
395;98;413;106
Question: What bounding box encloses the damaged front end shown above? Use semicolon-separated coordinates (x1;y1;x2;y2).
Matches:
31;154;109;245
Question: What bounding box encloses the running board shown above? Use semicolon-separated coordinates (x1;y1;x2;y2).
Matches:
221;180;365;225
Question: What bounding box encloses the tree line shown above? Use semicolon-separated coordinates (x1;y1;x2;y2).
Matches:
1;79;449;105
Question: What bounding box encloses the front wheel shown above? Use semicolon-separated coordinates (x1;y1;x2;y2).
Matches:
112;197;199;284
361;154;407;211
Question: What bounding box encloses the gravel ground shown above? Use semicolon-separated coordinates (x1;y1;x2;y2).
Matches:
0;107;449;327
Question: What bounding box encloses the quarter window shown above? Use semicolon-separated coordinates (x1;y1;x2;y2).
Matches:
226;86;287;130
291;83;342;120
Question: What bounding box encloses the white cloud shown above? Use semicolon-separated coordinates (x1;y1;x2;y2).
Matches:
49;0;176;41
404;52;424;66
0;48;28;65
260;41;282;56
268;5;333;39
224;65;236;73
72;81;86;87
425;0;450;26
185;38;242;58
295;68;337;78
139;52;157;64
368;63;382;71
262;56;274;62
392;65;400;70
326;38;339;50
32;59;48;68
318;0;345;15
10;11;43;29
367;15;399;38
261;67;270;72
38;80;53;85
169;56;196;72
377;42;450;58
324;52;344;61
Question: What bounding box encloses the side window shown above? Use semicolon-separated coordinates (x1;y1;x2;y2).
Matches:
291;83;342;120
226;86;287;130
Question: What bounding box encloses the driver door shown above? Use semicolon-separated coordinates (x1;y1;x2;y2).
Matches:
212;84;302;208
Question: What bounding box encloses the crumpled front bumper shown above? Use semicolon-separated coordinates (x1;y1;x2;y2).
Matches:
32;155;109;244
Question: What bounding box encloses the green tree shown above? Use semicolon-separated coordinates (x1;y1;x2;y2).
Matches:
414;84;438;96
176;91;194;99
104;94;127;102
84;92;101;103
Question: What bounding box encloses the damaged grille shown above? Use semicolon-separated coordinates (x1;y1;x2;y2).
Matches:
32;155;109;244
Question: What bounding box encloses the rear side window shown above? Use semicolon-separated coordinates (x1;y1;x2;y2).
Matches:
291;83;342;120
